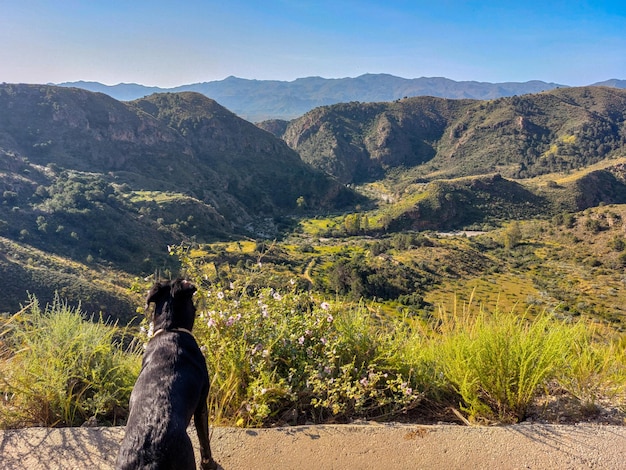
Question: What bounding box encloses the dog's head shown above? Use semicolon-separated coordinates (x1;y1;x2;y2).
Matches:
146;278;197;331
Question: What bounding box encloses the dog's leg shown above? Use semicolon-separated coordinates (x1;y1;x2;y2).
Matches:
194;397;217;470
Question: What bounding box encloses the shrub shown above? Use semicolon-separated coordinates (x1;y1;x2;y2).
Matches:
432;300;586;423
3;242;624;429
556;328;626;408
191;283;425;426
618;253;626;268
609;236;626;252
174;243;626;427
0;296;141;428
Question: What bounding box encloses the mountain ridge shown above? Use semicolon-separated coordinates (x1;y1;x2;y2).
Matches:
55;74;587;121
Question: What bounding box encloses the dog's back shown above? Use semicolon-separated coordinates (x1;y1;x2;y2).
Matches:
116;279;215;470
117;332;209;469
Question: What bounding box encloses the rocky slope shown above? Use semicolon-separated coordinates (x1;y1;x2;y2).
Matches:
276;87;626;184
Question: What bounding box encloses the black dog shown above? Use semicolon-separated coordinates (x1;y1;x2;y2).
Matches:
116;279;217;470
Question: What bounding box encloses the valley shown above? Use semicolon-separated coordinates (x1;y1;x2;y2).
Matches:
1;83;626;330
1;81;626;429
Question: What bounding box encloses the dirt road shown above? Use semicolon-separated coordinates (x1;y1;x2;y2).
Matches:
1;423;625;469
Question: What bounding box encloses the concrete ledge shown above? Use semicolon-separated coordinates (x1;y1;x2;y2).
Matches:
1;423;625;469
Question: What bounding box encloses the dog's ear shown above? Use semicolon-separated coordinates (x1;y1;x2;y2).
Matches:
146;281;169;306
171;279;197;298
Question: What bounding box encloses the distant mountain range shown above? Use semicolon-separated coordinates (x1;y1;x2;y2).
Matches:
55;75;625;122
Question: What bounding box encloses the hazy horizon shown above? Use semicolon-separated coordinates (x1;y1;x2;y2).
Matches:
51;73;612;89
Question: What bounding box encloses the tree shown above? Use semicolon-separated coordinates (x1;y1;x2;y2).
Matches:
362;215;370;233
344;213;361;235
504;221;522;250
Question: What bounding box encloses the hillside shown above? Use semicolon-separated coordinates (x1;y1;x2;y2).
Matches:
1;82;626;431
277;97;474;183
194;201;626;328
0;84;357;316
130;92;355;213
278;87;626;185
0;236;138;321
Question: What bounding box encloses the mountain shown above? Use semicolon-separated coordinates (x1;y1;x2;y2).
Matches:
57;74;569;121
592;79;626;88
52;80;167;101
277;87;626;184
0;83;354;216
277;97;473;183
0;84;357;316
129;92;356;213
3;82;626;318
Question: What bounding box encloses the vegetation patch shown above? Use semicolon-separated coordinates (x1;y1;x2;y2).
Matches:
0;297;141;427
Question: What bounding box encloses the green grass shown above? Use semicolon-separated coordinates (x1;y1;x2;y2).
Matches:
0;296;141;428
298;217;342;237
432;295;586;423
557;328;626;408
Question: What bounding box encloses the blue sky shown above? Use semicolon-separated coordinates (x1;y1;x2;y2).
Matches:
2;0;624;87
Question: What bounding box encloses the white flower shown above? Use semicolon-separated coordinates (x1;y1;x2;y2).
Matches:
326;314;334;323
320;301;330;311
217;291;225;300
298;336;305;345
273;292;282;301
